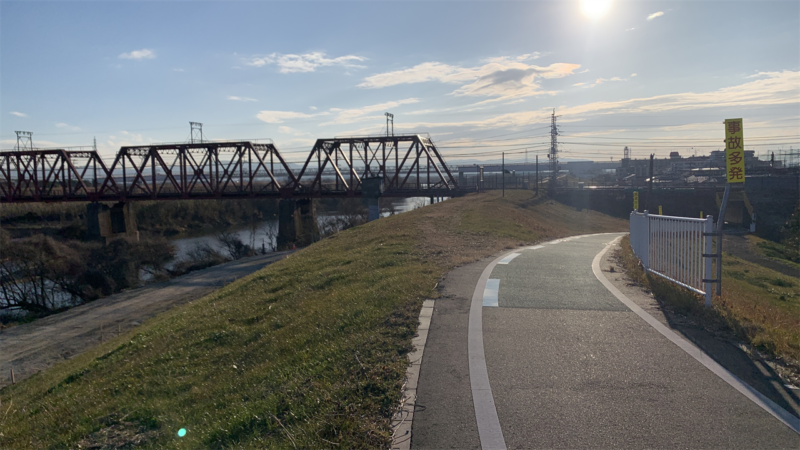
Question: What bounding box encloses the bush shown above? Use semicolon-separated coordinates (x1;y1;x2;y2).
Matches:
0;234;175;314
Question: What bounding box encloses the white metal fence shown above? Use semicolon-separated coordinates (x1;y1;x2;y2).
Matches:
630;211;715;306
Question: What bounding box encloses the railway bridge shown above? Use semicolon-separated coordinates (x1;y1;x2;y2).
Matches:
0;134;462;248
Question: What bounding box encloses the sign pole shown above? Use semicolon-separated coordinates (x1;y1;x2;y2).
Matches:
717;118;745;297
716;182;730;296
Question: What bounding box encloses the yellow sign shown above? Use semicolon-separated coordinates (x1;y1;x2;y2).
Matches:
659;205;663;215
633;191;639;211
724;118;745;183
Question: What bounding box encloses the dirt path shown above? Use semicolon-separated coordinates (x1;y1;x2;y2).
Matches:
723;234;798;278
0;251;291;389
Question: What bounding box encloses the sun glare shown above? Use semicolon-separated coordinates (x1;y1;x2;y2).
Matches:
580;0;612;20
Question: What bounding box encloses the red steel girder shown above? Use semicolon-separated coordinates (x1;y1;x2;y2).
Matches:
0;135;457;203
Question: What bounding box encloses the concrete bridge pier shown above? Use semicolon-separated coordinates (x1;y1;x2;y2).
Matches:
277;199;320;250
362;177;385;222
86;202;139;243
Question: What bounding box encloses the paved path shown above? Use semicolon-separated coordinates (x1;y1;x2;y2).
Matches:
412;233;800;449
0;251;291;388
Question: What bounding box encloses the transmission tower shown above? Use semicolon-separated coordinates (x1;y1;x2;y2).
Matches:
190;122;204;143
548;109;560;192
15;131;33;151
623;146;630;160
385;112;394;137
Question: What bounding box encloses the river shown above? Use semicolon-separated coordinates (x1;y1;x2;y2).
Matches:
169;197;435;260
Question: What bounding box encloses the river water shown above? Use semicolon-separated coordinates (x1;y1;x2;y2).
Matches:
169;197;434;260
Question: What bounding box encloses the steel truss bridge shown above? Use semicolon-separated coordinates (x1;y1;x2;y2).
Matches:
0;134;460;203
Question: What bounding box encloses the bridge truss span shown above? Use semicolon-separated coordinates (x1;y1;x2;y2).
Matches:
293;134;458;197
111;141;296;201
0;134;459;203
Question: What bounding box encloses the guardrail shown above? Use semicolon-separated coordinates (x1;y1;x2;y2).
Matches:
630;211;715;306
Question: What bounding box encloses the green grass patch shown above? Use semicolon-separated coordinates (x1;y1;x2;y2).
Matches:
746;234;800;268
0;191;626;448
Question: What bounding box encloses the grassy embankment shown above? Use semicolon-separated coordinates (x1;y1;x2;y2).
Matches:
616;236;800;365
0;191;625;449
745;234;800;269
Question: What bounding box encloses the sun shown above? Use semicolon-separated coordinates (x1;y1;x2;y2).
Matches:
580;0;613;20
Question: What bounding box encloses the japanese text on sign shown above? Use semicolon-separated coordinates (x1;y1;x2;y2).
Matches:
724;118;745;183
633;191;639;211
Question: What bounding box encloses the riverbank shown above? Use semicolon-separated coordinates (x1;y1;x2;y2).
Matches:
0;251;291;389
0;191;627;448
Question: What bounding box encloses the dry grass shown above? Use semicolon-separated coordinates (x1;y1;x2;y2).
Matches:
616;236;800;364
0;190;626;449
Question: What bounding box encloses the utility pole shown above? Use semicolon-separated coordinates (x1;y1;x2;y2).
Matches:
771;152;774;175
536;154;539;195
548;109;560;194
502;152;505;197
385;112;394;137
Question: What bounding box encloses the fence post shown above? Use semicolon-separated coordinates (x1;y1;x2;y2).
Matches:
642;211;649;269
704;215;714;307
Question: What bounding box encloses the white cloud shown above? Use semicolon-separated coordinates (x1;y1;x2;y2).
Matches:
358;62;463;88
626;27;636;31
55;122;81;131
573;82;586;87
359;57;580;100
277;126;310;136
309;106;317;110
118;49;156;60
566;70;800;116
245;52;366;73
119;130;146;142
173;68;185;72
631;73;638;77
227;96;258;102
362;71;800;135
256;111;325;124
257;98;420;127
10;111;27;117
591;76;627;87
320;98;420;126
647;11;664;21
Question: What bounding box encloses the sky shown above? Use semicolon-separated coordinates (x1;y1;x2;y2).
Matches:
1;0;799;166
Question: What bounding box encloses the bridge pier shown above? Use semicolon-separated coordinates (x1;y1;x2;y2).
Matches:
277;199;320;250
86;202;139;243
362;177;385;222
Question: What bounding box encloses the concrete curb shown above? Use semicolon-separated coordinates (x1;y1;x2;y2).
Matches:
391;299;435;449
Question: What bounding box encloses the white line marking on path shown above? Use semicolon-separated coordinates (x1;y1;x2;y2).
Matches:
470;257;509;449
497;253;520;265
466;234;620;449
593;237;800;436
483;279;500;307
527;245;545;250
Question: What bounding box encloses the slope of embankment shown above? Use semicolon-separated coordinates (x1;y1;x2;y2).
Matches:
0;191;626;449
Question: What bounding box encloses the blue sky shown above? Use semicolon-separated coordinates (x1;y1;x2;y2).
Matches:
2;1;798;165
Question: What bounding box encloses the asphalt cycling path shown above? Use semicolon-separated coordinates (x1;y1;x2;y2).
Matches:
412;233;800;449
